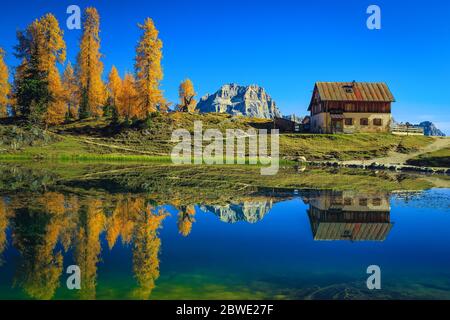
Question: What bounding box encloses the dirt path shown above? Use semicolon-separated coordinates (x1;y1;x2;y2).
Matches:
342;137;450;166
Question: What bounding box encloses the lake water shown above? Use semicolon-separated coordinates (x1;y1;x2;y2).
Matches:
0;164;449;300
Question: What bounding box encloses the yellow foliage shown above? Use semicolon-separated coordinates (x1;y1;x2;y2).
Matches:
132;207;168;299
77;7;105;117
23;251;63;300
0;198;11;266
177;205;196;237
107;65;122;109
75;198;105;300
62;62;79;118
24;14;67;124
22;209;65;300
134;18;164;118
107;196;151;249
0;48;10;117
178;79;197;113
117;73;138;119
39;192;66;215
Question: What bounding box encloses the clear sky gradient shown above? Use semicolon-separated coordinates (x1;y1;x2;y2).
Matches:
1;0;449;133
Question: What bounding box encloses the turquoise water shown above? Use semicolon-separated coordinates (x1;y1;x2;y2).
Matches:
0;187;449;300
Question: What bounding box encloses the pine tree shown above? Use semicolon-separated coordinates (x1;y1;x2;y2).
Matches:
0;48;10;117
77;7;105;119
134;18;164;118
178;79;197;112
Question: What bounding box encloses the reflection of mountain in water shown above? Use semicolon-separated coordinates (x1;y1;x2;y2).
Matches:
202;201;273;223
304;191;393;241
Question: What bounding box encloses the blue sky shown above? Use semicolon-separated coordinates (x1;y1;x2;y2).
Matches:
0;0;449;133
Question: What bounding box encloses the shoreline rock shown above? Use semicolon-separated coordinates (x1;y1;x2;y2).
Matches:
293;159;450;175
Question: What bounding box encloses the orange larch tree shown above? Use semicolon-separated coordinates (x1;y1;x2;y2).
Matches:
77;7;105;118
178;79;197;113
107;66;122;113
36;14;67;125
13;14;67;125
117;73;138;119
62;62;79;119
134;18;164;118
0;48;10;117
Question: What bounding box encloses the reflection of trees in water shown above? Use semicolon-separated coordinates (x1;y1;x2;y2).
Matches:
177;205;196;237
0;191;286;300
1;193;169;300
74;199;105;300
106;195;142;249
11;206;63;300
132;206;168;299
0;197;12;266
9;192;80;300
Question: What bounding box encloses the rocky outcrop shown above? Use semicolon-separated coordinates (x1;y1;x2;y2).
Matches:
0;126;58;151
418;121;446;137
197;84;282;119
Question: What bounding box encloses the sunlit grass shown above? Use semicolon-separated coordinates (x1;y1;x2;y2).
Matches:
407;146;450;168
0;114;436;162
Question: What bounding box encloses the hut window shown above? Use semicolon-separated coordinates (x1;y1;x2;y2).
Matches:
360;118;369;126
344;198;353;206
373;118;383;126
359;198;368;206
345;118;353;126
373;198;382;206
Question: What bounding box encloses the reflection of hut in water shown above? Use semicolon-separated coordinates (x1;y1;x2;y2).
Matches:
305;190;393;241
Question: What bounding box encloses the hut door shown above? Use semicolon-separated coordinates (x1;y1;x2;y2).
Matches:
331;119;343;133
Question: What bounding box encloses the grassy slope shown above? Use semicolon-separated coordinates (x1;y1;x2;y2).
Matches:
0;113;434;161
280;133;431;160
406;147;450;168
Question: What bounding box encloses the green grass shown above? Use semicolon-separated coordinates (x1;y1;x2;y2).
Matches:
407;147;450;168
0;114;434;162
280;133;432;160
58;154;173;162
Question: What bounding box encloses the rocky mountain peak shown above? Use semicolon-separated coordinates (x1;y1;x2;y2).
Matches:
418;121;446;137
197;84;282;119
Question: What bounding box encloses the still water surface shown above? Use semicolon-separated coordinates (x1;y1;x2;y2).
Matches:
0;181;449;300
